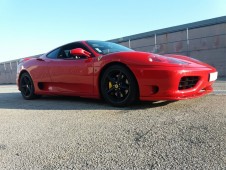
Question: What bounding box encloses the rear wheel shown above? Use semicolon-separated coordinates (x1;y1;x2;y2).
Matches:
19;72;39;100
100;65;138;107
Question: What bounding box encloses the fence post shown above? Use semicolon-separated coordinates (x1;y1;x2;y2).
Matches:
154;34;157;53
186;28;190;56
10;62;12;70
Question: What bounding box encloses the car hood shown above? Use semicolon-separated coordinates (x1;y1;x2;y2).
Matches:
102;51;215;69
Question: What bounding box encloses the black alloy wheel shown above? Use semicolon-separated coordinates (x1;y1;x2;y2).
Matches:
101;65;138;107
19;73;37;100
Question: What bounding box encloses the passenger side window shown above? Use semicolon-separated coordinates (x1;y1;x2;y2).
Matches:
46;48;60;59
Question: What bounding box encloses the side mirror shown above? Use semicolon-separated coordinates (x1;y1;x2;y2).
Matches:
70;48;91;58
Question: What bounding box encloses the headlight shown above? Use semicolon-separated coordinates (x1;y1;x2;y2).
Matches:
149;54;189;65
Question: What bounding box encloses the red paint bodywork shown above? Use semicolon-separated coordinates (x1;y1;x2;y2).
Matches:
17;41;217;101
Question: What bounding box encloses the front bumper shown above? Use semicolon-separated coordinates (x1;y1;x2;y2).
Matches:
131;65;217;101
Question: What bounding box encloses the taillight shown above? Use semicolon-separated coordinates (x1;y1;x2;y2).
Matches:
18;57;32;64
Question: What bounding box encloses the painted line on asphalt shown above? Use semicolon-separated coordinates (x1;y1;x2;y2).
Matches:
213;90;226;95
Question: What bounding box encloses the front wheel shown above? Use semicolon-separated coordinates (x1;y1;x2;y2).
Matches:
100;65;138;107
19;72;39;100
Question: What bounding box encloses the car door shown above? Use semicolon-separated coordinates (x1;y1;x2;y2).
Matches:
47;42;94;95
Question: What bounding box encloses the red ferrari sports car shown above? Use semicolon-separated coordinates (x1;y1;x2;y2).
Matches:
17;40;218;106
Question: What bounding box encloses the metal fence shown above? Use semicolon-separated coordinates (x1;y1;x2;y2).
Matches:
114;24;226;77
0;60;18;84
0;17;226;84
122;33;226;56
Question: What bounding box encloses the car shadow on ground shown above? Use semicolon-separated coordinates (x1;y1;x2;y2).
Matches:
0;92;174;111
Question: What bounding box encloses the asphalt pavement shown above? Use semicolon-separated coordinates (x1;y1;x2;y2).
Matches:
0;80;225;169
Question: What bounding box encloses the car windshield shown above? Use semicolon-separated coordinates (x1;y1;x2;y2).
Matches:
86;40;134;55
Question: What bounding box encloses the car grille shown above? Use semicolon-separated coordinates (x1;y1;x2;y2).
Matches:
178;76;199;90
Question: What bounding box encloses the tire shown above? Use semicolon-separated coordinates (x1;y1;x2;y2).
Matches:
19;72;39;100
100;64;138;107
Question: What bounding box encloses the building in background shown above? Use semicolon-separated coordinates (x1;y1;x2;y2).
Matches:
0;16;226;84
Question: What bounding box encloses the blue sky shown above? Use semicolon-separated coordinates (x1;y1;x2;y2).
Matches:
0;0;225;62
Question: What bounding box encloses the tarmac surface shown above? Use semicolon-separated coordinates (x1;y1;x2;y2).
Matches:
0;79;225;169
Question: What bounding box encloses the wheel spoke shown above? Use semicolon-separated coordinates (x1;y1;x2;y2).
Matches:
117;72;123;82
24;87;28;96
24;77;29;84
27;86;31;93
22;78;25;84
120;91;124;98
120;84;128;90
116;91;122;99
107;87;115;95
107;75;116;84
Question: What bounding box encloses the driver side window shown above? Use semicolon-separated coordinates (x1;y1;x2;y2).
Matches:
58;43;91;60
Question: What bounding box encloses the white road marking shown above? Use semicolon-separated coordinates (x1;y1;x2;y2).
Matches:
213;90;226;95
